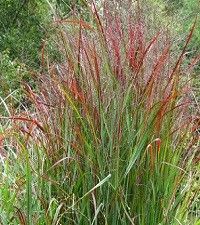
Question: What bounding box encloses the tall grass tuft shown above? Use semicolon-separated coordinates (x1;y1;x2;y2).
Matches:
0;1;199;224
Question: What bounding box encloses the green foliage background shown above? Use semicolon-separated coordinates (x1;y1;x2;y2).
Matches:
0;0;50;68
0;0;88;100
154;0;200;53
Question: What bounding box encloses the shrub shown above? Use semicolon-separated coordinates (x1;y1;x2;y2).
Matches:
0;0;50;68
0;51;31;113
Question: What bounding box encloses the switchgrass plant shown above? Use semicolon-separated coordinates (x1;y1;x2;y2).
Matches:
0;1;199;224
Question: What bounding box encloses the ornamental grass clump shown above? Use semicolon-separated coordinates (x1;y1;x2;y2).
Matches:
0;1;199;225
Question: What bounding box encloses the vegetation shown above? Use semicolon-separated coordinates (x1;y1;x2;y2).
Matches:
0;0;49;68
0;0;199;224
